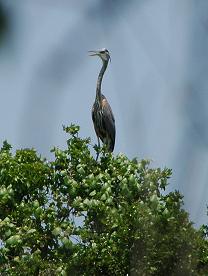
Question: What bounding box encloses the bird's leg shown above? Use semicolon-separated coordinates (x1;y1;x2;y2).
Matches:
96;136;100;161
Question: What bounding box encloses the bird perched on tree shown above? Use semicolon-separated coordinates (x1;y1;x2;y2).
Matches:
89;48;116;160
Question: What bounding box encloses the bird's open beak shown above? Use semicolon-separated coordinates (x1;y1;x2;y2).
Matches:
88;50;100;56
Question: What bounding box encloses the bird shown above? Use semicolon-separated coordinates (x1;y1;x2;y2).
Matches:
89;48;116;160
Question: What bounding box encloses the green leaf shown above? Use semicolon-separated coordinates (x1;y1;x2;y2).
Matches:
6;235;21;246
52;227;62;236
89;190;96;197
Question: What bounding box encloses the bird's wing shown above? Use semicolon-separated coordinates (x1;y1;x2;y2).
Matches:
101;96;116;151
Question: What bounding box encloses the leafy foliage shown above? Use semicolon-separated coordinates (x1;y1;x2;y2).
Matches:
0;125;207;275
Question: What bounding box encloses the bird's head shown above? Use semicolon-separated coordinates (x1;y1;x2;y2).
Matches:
88;48;111;62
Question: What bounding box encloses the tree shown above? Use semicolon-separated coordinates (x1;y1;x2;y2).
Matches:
0;126;207;275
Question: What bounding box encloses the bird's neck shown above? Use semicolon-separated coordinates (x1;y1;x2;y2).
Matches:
96;60;108;104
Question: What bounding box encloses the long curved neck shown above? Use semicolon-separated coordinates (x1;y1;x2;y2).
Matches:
96;59;108;103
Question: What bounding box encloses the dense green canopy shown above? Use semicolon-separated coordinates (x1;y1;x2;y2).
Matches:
0;125;207;275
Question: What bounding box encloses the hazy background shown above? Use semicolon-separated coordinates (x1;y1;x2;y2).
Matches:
0;0;207;227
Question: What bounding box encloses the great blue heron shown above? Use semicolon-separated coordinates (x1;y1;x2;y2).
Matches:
89;48;116;160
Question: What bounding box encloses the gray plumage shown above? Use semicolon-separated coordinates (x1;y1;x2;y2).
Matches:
89;48;115;158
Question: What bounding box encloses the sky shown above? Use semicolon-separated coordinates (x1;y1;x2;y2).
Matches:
0;0;208;227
